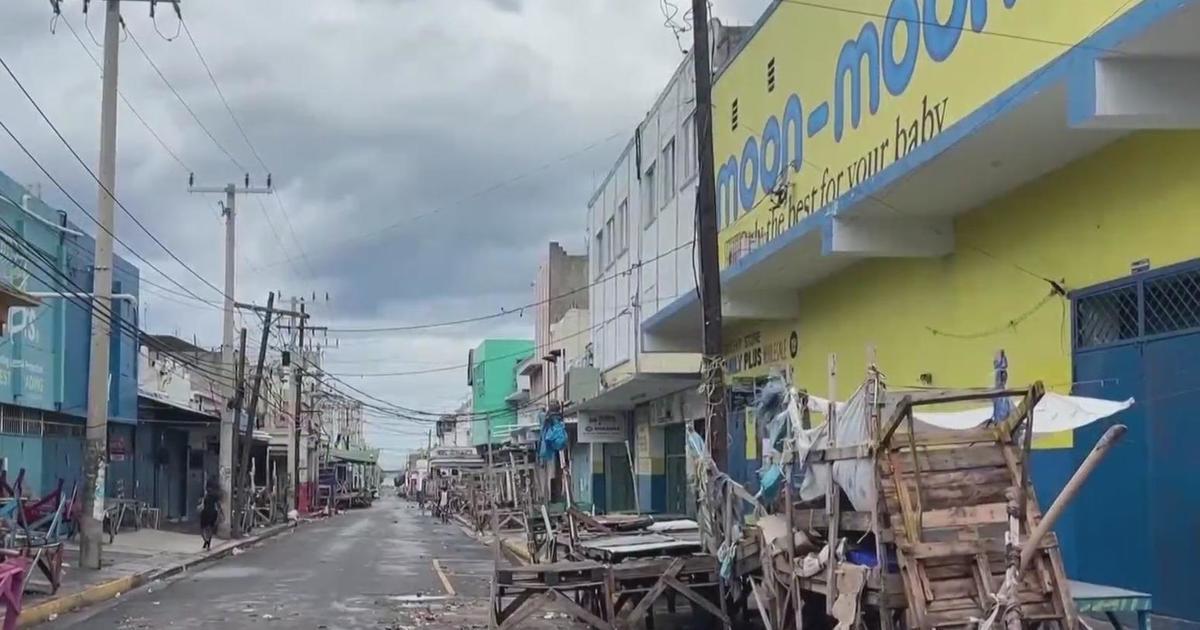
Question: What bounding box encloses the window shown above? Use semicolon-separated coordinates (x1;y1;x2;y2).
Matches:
595;228;606;274
643;162;657;228
605;216;615;267
617;199;629;253
681;114;696;183
661;139;676;207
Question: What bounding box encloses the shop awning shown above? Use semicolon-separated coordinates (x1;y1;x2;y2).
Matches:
330;447;379;464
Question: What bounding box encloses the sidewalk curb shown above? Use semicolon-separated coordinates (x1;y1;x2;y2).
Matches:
17;522;298;628
499;537;533;566
450;515;532;566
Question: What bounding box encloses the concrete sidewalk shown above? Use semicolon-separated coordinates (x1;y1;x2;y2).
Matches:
17;522;297;627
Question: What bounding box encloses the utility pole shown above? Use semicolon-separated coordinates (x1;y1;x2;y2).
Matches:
189;174;272;538
292;300;306;513
70;0;182;571
229;329;248;536
79;0;122;573
690;0;728;472
238;293;274;536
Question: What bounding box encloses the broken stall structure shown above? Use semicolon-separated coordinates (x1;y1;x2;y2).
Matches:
742;366;1130;630
489;412;731;629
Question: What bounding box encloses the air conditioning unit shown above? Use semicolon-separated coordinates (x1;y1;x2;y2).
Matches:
564;366;601;405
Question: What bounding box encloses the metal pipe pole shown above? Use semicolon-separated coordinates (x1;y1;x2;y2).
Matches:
1019;424;1127;572
80;0;122;571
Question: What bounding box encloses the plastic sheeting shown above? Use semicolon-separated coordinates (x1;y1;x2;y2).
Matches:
793;384;877;512
806;391;1133;434
537;411;567;463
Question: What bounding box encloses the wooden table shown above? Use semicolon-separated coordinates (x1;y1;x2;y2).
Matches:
1071;580;1152;630
493;561;613;630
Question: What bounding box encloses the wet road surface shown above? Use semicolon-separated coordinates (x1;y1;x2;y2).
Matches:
50;497;514;629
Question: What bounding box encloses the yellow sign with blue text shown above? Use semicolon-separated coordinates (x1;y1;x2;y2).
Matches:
714;0;1143;260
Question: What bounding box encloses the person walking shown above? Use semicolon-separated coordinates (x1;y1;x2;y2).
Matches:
199;475;222;550
438;486;449;524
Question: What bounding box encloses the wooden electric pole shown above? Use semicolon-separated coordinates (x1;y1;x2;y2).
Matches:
690;0;728;472
237;292;274;536
229;328;248;535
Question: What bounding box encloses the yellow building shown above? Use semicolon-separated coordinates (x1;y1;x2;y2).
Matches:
641;0;1200;621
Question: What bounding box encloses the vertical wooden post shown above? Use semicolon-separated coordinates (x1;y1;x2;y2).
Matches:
825;353;840;614
866;353;895;630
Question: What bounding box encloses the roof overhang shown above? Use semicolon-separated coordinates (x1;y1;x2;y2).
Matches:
574;372;698;412
505;388;531;404
644;0;1200;349
137;392;220;422
517;356;542;376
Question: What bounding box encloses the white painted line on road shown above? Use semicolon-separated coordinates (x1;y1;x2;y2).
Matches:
432;558;457;597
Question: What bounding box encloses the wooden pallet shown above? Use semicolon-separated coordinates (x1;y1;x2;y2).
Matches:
879;385;1078;629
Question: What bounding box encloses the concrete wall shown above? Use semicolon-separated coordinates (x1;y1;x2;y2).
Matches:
586;24;746;372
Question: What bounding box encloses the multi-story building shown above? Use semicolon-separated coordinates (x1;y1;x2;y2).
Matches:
640;0;1200;621
468;339;534;447
519;242;588;419
580;21;747;515
0;173;140;499
436;398;472;448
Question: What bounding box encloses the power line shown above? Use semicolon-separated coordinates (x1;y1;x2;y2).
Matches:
778;0;1126;55
58;14;191;173
177;18;316;278
326;239;692;334
0;106;222;308
0;52;233;304
254;129;628;270
122;23;248;172
179;19;268;174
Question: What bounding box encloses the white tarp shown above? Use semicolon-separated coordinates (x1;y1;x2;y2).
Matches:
791;385;876;511
806;391;1132;434
792;389;1132;512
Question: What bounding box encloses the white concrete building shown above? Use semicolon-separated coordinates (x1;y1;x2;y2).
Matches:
579;22;747;514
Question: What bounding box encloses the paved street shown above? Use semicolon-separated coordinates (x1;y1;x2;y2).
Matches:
49;498;530;630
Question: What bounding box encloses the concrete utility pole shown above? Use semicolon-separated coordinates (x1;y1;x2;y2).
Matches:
79;0;122;571
690;0;728;472
190;175;272;537
77;0;179;570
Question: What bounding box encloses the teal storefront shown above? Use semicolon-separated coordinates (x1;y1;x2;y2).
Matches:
0;173;139;496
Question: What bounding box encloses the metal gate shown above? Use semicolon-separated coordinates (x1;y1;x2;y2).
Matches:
1071;259;1200;622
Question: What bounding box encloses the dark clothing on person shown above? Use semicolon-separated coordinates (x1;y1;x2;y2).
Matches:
200;479;222;550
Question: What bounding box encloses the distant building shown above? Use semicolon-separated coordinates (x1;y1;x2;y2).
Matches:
468;339;534;447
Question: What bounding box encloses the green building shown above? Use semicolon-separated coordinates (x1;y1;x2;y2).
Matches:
468;339;534;447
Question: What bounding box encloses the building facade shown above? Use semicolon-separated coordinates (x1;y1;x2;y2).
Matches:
0;172;140;498
580;22;747;515
641;0;1200;621
468;339;534;447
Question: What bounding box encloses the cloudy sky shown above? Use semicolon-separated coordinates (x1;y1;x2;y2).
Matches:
0;0;769;467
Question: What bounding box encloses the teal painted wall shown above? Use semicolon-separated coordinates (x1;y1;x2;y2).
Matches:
470;339;533;446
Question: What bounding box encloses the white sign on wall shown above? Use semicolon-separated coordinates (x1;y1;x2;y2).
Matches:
579;414;626;443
